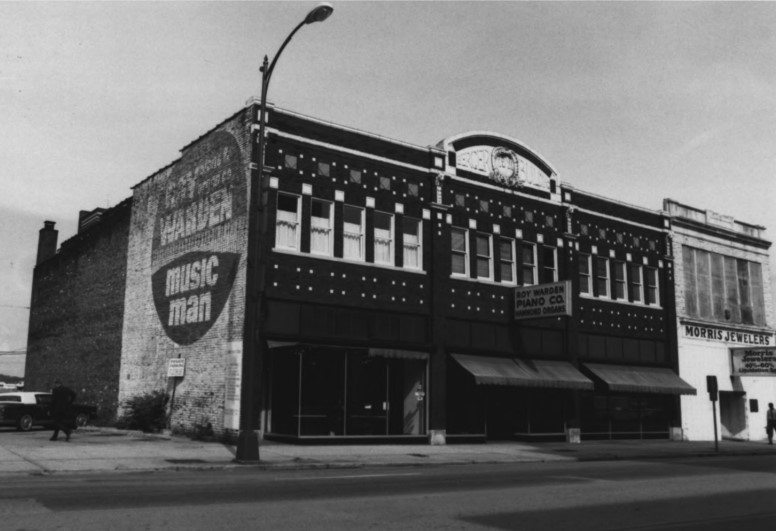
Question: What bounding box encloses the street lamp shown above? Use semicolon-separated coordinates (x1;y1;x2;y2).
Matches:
236;3;334;463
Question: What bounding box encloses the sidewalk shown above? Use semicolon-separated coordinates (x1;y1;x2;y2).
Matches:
0;427;773;476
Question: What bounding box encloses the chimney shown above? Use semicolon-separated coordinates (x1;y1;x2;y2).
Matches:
36;221;58;265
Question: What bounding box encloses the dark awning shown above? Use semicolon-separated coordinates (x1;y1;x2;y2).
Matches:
452;354;527;386
452;354;593;390
511;359;594;390
368;348;428;360
584;363;697;395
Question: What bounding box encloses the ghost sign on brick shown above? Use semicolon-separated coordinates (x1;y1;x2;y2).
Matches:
151;130;246;345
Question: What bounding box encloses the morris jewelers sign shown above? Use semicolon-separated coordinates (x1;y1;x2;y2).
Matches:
731;348;776;377
514;281;571;320
681;322;773;346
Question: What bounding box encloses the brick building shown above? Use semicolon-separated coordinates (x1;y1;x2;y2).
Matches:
27;102;711;442
25;200;132;423
666;200;774;442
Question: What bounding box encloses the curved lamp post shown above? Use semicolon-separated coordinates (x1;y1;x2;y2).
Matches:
237;3;334;463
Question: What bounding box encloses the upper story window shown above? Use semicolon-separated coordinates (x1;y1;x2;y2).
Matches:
284;154;297;170
276;193;300;251
373;211;393;266
407;182;419;197
317;162;330;177
455;194;466;208
613;261;627;301
310;199;333;256
499;238;516;284
503;205;512;218
475;233;493;280
379;176;391;191
595;256;610;298
645;266;660;306
628;263;644;303
402;217;422;270
578;253;592;295
682;245;766;326
479;200;489;213
520;242;537;286
343;205;365;261
542;246;558;283
451;227;469;277
349;170;362;184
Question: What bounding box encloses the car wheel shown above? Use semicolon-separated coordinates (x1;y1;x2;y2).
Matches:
74;413;89;428
17;414;33;432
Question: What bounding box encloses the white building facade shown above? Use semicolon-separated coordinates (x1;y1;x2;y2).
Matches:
667;199;775;441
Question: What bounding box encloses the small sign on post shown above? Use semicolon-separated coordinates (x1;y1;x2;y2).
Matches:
167;358;186;379
706;375;719;452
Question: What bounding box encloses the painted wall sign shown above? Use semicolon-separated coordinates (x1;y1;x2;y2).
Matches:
152;251;238;345
514;281;572;320
456;145;551;191
731;348;776;376
681;322;773;346
151;130;246;345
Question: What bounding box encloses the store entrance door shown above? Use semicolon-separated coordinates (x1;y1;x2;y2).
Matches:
719;391;747;440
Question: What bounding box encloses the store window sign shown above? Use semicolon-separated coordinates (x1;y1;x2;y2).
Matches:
515;281;571;320
731;348;776;376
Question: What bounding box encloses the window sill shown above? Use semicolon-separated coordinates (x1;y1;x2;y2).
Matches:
272;247;427;275
449;275;517;288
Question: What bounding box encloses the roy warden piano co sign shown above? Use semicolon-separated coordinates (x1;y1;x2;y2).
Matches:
514;281;572;320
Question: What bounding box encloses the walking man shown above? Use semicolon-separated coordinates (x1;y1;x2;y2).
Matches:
50;379;76;442
767;403;776;445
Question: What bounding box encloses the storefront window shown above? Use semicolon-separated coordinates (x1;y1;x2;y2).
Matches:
268;347;426;438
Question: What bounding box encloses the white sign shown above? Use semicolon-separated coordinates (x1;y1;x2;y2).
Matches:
514;281;572;320
731;348;776;376
167;358;186;378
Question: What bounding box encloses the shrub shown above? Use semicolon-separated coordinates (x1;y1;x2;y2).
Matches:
116;390;169;433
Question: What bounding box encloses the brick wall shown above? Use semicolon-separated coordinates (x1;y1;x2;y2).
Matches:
118;110;252;435
25;199;132;423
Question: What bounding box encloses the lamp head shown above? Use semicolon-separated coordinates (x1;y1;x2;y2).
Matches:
304;2;334;24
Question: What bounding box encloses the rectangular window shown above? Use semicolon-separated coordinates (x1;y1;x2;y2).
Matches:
613;261;627;301
595;256;610;298
343;205;365;261
317;162;330;176
645;267;660;306
451;227;468;276
476;233;493;280
407;182;419;197
379;176;391;190
499;238;516;284
402;217;422;270
310;199;333;256
542;246;557;283
275;193;300;250
629;263;643;303
349;169;362;184
578;253;592;295
520;242;537;286
737;259;753;324
373;211;393;266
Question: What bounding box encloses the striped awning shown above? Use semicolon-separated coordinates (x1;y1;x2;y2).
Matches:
452;354;593;390
584;363;697;395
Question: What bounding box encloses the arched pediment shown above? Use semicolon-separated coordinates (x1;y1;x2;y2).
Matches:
436;131;558;194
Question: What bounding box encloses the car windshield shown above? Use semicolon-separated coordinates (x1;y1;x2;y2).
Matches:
35;394;52;405
0;395;22;402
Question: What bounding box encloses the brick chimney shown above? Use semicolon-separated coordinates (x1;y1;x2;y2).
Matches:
36;220;58;265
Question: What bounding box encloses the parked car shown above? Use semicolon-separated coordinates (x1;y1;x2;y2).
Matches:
0;392;97;431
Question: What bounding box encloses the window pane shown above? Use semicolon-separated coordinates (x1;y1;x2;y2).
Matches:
402;217;421;269
477;258;490;278
500;263;514;283
374;212;393;265
312;200;330;219
452;254;466;275
738;259;753;324
522;244;535;265
500;241;513;262
476;235;490;257
451;229;466;252
343;206;363;260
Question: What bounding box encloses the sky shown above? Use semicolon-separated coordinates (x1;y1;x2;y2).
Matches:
1;1;775;372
